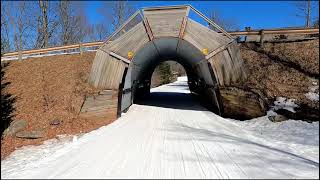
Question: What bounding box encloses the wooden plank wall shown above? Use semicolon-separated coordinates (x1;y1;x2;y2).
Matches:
101;22;149;58
183;18;230;52
89;7;246;89
89;49;127;89
143;8;187;38
79;90;118;120
208;42;247;86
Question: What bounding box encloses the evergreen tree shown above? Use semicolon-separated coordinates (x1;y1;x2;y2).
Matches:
158;62;172;85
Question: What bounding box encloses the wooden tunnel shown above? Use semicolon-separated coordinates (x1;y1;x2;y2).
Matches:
83;5;247;118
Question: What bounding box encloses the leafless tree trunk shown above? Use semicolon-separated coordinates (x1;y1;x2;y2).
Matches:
58;1;71;45
58;1;89;45
95;23;109;41
35;0;49;48
207;9;240;31
1;1;11;53
99;1;135;31
11;2;27;52
294;0;318;28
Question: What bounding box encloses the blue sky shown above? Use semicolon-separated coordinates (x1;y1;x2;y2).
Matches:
84;1;319;31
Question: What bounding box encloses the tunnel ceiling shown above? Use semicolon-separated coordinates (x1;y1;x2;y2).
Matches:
132;37;209;82
89;5;246;90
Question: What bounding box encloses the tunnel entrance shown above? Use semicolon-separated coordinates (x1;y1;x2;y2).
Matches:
120;37;223;115
88;5;247;120
135;76;208;112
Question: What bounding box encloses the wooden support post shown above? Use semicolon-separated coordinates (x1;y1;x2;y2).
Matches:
260;29;265;48
79;43;83;55
18;50;22;61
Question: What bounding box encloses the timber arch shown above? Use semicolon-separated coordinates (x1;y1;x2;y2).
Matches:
88;5;246;116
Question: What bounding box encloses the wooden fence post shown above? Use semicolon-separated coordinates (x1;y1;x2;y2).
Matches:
79;43;83;55
18;50;22;61
260;29;265;48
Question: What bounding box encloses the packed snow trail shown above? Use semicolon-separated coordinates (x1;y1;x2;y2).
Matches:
1;77;319;179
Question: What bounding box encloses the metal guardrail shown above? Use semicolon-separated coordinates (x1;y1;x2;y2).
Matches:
1;28;319;61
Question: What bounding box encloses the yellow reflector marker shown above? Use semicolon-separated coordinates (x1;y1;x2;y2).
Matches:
128;51;134;59
202;48;208;55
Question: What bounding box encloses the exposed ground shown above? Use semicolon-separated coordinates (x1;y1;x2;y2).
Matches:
1;52;117;159
1;78;318;179
222;39;319;120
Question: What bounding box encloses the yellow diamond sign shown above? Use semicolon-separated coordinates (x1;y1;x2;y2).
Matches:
128;51;134;59
202;48;208;55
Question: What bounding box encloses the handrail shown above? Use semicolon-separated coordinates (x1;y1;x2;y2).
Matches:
1;27;318;60
227;28;319;36
2;41;103;57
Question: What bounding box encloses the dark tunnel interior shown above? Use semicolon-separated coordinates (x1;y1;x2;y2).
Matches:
120;37;224;115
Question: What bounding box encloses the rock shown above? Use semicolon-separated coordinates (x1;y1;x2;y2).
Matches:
272;114;288;122
3;120;28;136
267;115;276;122
16;130;44;139
220;87;267;120
50;119;61;126
274;114;288;122
276;105;319;122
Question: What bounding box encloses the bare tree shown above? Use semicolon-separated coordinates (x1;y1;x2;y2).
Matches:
58;1;90;45
294;0;319;27
85;23;109;42
9;1;33;51
95;23;109;41
38;0;49;48
1;1;11;53
207;9;240;31
98;1;135;31
35;0;59;48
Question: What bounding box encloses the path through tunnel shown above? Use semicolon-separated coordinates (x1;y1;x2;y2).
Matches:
120;37;224;115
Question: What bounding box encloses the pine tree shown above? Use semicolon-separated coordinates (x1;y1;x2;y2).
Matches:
158;62;172;85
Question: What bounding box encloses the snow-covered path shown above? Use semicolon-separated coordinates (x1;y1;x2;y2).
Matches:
1;77;319;179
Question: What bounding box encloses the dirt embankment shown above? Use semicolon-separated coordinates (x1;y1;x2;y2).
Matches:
1;52;117;159
222;39;319;121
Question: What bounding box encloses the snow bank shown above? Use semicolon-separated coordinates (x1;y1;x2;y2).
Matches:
227;116;319;163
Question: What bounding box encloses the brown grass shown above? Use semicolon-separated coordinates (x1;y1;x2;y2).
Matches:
263;40;319;75
1;52;118;160
237;39;319;109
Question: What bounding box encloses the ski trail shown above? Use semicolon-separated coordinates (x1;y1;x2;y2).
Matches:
1;77;318;179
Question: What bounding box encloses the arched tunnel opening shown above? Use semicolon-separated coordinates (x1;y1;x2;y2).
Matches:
120;37;224;115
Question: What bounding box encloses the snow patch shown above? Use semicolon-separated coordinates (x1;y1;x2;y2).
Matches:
272;97;299;113
177;76;188;82
305;85;319;102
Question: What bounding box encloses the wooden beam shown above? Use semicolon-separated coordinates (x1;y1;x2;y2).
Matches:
179;17;188;39
205;40;235;60
142;5;189;11
109;51;131;64
143;17;154;41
